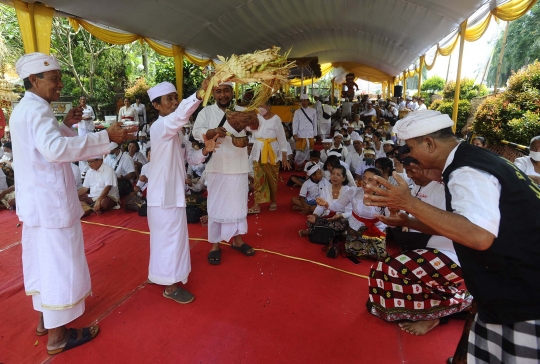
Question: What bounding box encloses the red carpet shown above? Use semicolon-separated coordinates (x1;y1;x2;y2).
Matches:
0;170;463;364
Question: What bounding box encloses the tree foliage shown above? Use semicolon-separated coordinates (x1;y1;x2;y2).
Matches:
474;61;540;144
442;78;488;101
154;56;205;99
0;5;23;79
486;2;540;88
421;75;445;92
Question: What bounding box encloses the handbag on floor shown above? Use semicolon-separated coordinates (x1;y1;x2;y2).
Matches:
386;227;431;252
308;226;336;245
186;205;203;224
345;226;387;260
125;194;145;212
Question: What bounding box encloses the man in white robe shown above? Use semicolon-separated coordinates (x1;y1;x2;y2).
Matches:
146;80;217;303
193;82;257;265
292;94;317;169
11;52;132;355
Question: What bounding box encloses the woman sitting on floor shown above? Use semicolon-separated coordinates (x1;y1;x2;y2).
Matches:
323;155;355;186
366;157;472;336
316;168;387;259
299;165;351;237
291;164;326;214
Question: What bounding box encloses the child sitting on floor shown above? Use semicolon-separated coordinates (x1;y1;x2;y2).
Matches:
288;150;323;187
291;164;326;214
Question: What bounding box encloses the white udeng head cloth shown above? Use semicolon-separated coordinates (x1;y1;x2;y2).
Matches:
395;110;454;140
218;81;234;87
148;82;177;101
300;94;309;100
307;164;320;177
16;52;61;79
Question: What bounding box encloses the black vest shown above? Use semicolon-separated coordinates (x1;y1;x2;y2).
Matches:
443;143;540;324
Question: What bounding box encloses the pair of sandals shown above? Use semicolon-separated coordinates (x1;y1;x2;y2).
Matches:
248;203;277;214
39;326;100;355
208;243;256;265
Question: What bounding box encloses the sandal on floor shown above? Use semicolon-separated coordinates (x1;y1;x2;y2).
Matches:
247;208;260;214
163;287;194;304
231;243;256;256
36;329;48;336
47;326;99;355
207;250;221;265
269;203;277;211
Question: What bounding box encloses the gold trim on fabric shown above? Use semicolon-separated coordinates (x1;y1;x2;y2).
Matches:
25;290;39;296
40;290;92;311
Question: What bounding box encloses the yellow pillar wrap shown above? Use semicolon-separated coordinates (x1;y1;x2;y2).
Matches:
417;56;425;97
452;21;468;131
13;0;55;54
403;71;407;96
330;78;335;105
172;45;184;97
235;82;239;99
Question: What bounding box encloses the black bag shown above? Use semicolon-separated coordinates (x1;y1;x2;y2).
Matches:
324;241;339;259
118;179;134;197
186;205;203;224
138;203;147;217
125;194;144;212
386;227;432;251
322;111;331;119
308;226;336;245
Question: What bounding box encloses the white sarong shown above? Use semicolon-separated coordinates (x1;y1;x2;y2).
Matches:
147;206;191;285
319;120;331;139
206;172;248;243
22;222;90;329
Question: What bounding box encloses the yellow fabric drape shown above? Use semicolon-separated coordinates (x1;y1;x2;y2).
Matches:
332;62;393;84
289;63;333;87
13;0;55;54
75;19;139;45
424;51;438;71
492;0;537;21
173;45;184;97
464;13;493;42
256;138;278;164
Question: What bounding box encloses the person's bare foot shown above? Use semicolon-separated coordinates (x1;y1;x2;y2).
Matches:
398;319;440;335
292;206;302;211
36;313;47;336
200;215;208;225
298;229;309;237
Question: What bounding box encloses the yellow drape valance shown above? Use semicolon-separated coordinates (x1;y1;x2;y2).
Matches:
396;0;537;81
332;62;393;84
13;0;55;54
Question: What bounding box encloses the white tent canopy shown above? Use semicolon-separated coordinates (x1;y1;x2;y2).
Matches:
5;0;509;77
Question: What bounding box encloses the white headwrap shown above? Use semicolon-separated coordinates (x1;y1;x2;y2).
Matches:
327;151;341;158
307;164;320;177
322;138;333;143
109;142;119;150
394;110;454;140
312;91;319;97
148;82;176;101
334;131;342;137
352;135;363;142
15;52;61;79
90;155;103;160
363;149;375;156
382;140;395;145
139;131;147;137
300;94;309;100
219;82;234;87
343;135;351;141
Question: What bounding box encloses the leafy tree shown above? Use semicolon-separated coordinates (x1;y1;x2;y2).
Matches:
443;78;488;100
0;5;23;79
154;55;205;99
486;2;540;88
421;75;445;92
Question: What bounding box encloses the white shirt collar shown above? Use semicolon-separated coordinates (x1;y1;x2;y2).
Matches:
442;143;460;173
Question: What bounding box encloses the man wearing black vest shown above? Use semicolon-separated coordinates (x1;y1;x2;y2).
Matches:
363;110;540;363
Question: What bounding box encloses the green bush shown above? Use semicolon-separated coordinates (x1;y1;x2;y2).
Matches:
443;78;488;101
420;91;432;107
473;60;540;144
435;100;471;133
421;75;445;93
429;98;442;110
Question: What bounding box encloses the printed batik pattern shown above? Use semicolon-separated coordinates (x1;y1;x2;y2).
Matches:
367;248;473;321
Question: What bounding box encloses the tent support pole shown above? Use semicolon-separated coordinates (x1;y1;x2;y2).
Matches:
417;56;425;97
494;21;509;95
452;20;467;131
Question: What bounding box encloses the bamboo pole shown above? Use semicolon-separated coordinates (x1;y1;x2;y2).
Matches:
403;71;407;97
330;77;335;105
480;49;495;86
445;54;452;83
494;21;509;95
452;21;467;131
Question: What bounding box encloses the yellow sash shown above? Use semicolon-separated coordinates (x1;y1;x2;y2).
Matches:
257;137;278;164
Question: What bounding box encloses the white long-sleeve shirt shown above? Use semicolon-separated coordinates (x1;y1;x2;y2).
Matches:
249;114;288;163
292;107;317;138
147;93;204;208
132;102;147;124
78;104;96;131
118;105;139;123
11;92;111;228
328;187;387;232
313;184;352;217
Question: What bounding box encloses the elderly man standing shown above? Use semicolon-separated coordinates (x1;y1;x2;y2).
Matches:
193;82;256;265
292;94;317;170
10;52;131;355
146;80;217;302
364;110;540;364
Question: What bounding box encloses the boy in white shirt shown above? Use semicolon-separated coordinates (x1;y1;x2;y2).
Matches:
291;165;326;214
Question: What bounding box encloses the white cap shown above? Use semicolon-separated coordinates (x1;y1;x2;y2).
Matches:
352;135;363;142
300;94;309;100
382;140;395;145
322;138;333;143
307;164;320;177
395;110;454;140
15;52;61;79
334;131;342;137
327;151;341;158
139;131;147;137
218;81;234;87
363;149;375;156
109;142;119;150
343;135;351;141
406;96;412;100
89;155;103;160
148;82;176;101
312;91;319;97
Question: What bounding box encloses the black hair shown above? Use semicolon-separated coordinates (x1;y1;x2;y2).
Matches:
372;131;382;140
152;96;162;105
330;164;349;185
414;127;456;143
23;73;44;90
472;136;487;146
364;167;382;177
402;156;420;166
128;140;140;152
375;157;394;174
310;150;321;159
323;155;341;171
3;141;12;150
145;147;151;157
